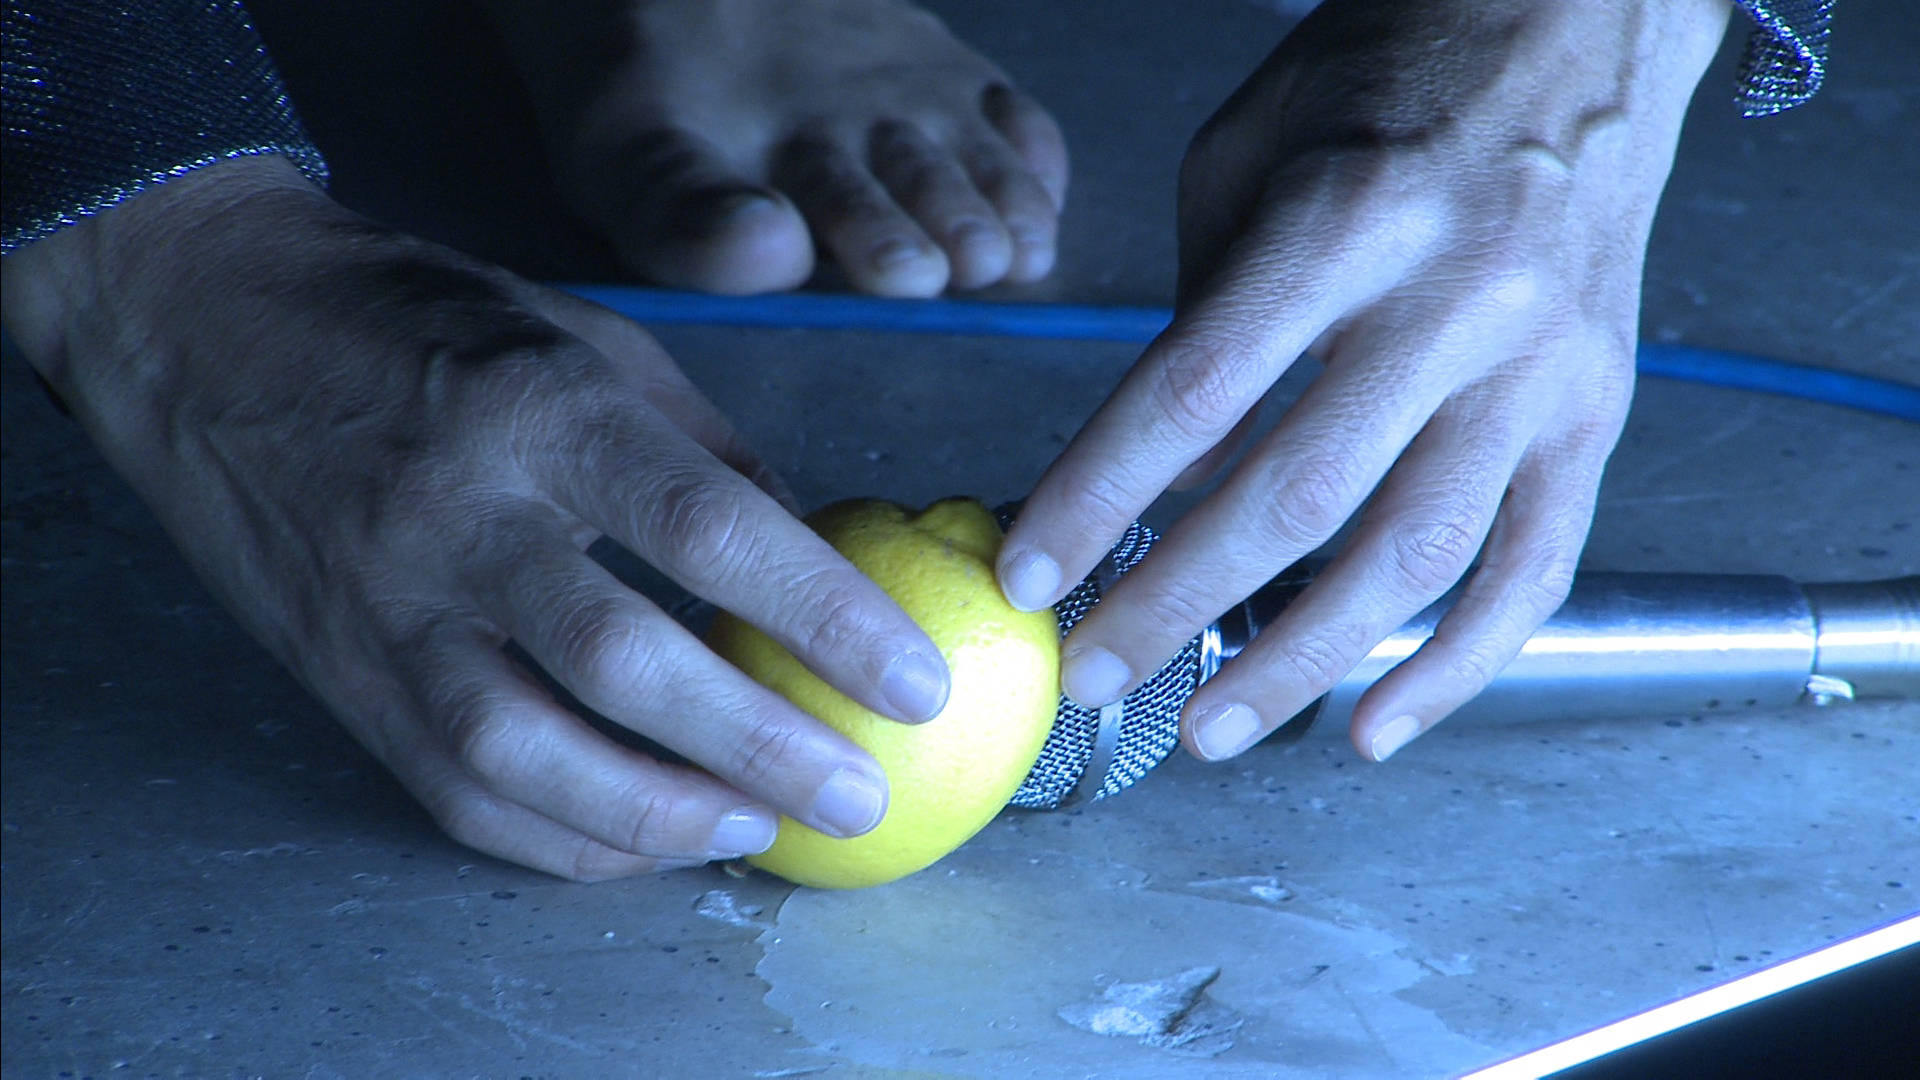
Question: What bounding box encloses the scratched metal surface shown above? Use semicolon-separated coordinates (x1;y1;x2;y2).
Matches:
3;1;1915;1077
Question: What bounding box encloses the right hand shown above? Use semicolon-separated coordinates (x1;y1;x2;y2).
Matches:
1;155;951;880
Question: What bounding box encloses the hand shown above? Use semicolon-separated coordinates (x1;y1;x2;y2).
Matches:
1000;0;1730;763
2;155;952;880
480;0;1069;297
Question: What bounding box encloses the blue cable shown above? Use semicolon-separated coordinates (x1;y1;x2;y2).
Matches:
557;284;1920;424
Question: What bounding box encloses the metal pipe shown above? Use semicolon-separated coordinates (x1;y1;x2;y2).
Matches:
1209;573;1918;734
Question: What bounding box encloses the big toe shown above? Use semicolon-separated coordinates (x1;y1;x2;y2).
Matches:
617;185;816;296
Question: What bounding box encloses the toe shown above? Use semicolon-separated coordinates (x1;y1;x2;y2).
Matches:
869;121;1013;290
650;184;815;295
774;128;950;298
982;85;1069;212
958;135;1061;284
590;128;815;295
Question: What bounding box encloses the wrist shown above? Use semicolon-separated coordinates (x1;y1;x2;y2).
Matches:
1;154;328;407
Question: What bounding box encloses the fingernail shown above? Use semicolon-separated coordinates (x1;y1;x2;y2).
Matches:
1062;645;1131;707
707;808;779;858
1191;701;1262;761
812;768;888;837
1370;715;1422;762
999;547;1061;612
869;237;924;268
880;649;950;722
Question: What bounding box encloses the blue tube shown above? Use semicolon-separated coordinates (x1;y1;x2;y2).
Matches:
556;284;1920;423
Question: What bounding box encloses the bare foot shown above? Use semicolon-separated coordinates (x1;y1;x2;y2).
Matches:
482;0;1069;296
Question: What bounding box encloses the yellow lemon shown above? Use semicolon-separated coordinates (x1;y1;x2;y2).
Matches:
705;497;1059;889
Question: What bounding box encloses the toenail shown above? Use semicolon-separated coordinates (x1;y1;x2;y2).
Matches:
696;187;781;227
1010;226;1049;249
712;189;777;219
869;238;924;267
950;221;994;248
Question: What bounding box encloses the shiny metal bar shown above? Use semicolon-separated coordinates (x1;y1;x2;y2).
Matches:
1805;577;1920;700
1213;573;1917;732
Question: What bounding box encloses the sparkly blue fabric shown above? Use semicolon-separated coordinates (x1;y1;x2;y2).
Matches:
1;1;328;254
1734;0;1834;116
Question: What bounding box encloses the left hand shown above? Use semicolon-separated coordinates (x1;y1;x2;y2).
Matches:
1000;0;1731;763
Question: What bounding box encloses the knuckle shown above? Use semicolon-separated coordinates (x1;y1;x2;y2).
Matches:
553;599;657;706
1131;584;1216;645
1440;636;1506;690
1562;402;1630;457
1256;455;1358;548
1386;515;1480;595
645;474;755;575
1510;554;1578;617
1303;148;1426;226
445;702;531;786
1060;468;1139;538
724;713;806;788
1150;336;1254;445
562;836;640;883
430;786;509;854
1472;264;1545;323
614;786;682;856
792;574;880;662
1280;629;1361;695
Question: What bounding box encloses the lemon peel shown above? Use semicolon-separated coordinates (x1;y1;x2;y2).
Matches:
706;497;1059;889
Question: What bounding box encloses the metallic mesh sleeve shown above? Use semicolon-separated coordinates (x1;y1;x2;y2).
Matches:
1;1;329;254
1732;0;1834;117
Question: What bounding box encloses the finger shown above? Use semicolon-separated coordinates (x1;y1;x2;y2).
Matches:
1178;380;1537;762
997;191;1409;616
1346;390;1625;761
1169;405;1265;492
585;126;814;295
981;84;1068;212
530;406;950;727
955;122;1062;283
868;121;1014;290
365;671;681;881
406;619;782;861
516;286;801;513
1054;302;1526;713
421;768;691;882
774;128;949;297
464;523;897;840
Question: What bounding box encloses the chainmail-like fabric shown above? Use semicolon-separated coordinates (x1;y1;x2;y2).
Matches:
1010;518;1197;810
1;1;328;254
1734;0;1834;117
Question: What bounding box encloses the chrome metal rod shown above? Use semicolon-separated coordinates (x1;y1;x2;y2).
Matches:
1212;573;1918;731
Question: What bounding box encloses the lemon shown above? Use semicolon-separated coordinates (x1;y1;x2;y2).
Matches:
705;497;1060;889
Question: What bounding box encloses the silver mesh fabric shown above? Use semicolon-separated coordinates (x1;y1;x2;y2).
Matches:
1010;518;1198;810
1733;0;1834;117
1;1;329;254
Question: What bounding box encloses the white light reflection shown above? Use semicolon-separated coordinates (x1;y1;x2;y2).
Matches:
1458;912;1920;1080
